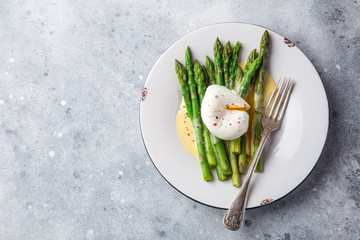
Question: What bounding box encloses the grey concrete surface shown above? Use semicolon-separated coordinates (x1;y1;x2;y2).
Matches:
0;0;359;239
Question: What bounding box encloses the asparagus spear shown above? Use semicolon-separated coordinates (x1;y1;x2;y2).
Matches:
230;49;257;156
206;56;216;85
222;41;242;186
222;41;231;88
211;134;231;175
193;60;206;101
253;30;270;172
227;142;241;187
229;67;243;155
239;54;262;98
201;64;218;169
203;60;228;179
202;65;209;87
244;49;257;74
211;41;233;176
205;56;231;179
237;51;263;174
230;138;241;155
215;162;228;181
229;41;241;89
213;38;224;85
185;47;212;181
194;60;217;168
235;67;243;85
239;134;247;174
175;60;193;121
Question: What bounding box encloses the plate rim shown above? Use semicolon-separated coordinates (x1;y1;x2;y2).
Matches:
139;22;329;210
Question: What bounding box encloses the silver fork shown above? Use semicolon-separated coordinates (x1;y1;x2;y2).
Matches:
223;77;295;231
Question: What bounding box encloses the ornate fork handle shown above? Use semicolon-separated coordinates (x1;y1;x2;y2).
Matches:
223;128;272;231
223;77;294;231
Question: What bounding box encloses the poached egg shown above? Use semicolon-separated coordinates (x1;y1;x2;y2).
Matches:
201;85;250;140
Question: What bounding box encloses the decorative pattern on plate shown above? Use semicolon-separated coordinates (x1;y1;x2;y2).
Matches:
284;37;295;47
260;198;274;206
141;87;148;101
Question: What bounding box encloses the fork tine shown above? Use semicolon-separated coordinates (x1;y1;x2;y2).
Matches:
273;78;292;120
277;79;295;121
268;77;287;118
264;77;284;116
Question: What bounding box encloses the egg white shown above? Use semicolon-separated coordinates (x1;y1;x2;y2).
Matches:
201;85;250;140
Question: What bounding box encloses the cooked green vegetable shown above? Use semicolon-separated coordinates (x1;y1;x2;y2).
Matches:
229;41;241;89
185;47;212;181
205;56;230;179
214;38;224;85
206;56;216;86
227;142;241;187
237;50;263;173
238;54;262;98
244;49;257;73
222;41;231;88
175;60;192;121
238;135;247;174
253;30;270;172
194;60;217;168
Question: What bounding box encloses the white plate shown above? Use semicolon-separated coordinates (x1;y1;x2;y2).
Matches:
140;23;328;209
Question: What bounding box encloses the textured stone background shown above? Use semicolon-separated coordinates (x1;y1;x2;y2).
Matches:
0;0;359;239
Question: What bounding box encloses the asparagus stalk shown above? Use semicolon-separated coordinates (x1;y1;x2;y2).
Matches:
175;60;193;121
201;64;218;169
212;41;233;176
227;142;241;187
230;49;257;155
222;41;231;88
238;54;262;98
253;30;270;172
185;47;212;181
235;67;243;85
194;60;217;168
238;135;247;173
244;49;257;73
213;38;224;85
230;138;241;155
205;56;230;179
229;41;241;89
229;49;243;155
215;163;228;181
206;56;216;85
211;134;231;175
202;65;209;87
222;41;242;186
237;51;263;173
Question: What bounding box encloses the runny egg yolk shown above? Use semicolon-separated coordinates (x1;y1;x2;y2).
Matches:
225;104;250;111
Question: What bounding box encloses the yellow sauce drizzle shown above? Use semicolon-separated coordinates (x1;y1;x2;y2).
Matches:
176;99;199;160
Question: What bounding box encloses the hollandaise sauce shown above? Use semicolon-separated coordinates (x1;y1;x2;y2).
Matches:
176;101;199;160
